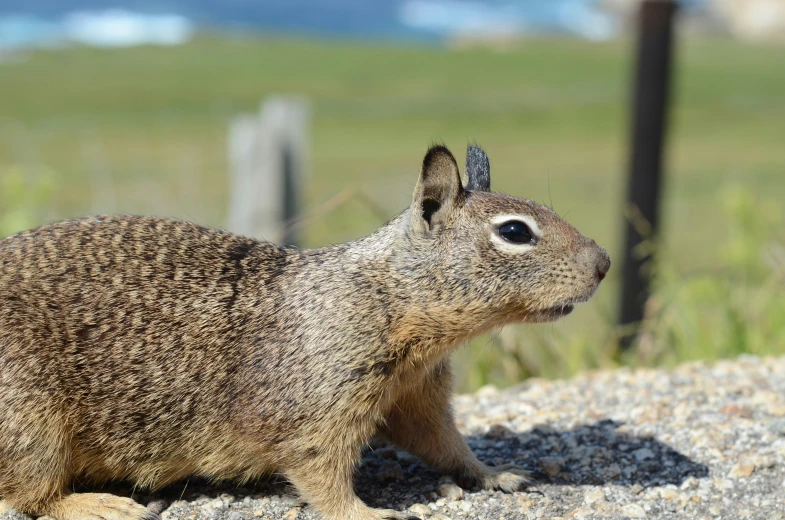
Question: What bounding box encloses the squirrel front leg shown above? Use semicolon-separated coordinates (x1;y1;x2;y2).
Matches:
380;360;531;492
283;432;417;520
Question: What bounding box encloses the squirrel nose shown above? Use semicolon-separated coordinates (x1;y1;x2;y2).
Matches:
596;249;611;281
577;237;611;282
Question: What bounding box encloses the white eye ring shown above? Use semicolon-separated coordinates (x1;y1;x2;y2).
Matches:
489;214;541;254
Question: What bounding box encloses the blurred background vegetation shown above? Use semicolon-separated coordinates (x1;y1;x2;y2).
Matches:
1;2;783;391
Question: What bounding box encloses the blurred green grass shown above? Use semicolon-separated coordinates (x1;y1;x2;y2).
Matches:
1;35;783;391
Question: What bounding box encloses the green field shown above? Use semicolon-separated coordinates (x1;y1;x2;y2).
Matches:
2;35;783;390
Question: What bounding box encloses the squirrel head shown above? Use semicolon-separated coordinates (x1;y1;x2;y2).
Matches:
399;144;610;328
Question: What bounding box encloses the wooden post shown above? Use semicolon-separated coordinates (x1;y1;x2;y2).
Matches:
618;0;677;349
227;97;309;246
227;115;261;237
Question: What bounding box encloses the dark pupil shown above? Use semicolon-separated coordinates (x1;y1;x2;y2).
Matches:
499;221;533;244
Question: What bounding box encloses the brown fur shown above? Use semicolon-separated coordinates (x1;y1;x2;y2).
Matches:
0;145;610;520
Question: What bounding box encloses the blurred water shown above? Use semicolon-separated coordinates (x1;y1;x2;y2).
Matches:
0;10;193;49
0;0;709;49
400;0;616;41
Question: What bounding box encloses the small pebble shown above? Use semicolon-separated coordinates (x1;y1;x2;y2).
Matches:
282;507;300;520
584;488;606;505
728;459;756;478
538;456;564;476
632;448;655;461
408;503;431;515
376;461;405;481
621;503;647;518
437;483;463;500
146;499;169;514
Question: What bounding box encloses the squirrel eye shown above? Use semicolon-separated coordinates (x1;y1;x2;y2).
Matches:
498;221;535;245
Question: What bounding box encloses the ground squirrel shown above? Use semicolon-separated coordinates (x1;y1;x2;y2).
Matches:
0;144;610;520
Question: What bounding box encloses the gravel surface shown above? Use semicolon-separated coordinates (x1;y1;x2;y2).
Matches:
2;355;784;519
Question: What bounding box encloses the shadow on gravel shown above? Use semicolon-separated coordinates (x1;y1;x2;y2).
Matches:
466;419;709;488
346;419;712;509
352;418;710;507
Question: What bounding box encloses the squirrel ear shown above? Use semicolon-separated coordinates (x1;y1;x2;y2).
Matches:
465;144;490;191
411;145;464;233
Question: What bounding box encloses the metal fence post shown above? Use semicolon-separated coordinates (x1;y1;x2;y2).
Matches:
619;0;678;349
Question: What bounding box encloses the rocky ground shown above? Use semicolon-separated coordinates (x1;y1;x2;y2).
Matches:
2;355;784;519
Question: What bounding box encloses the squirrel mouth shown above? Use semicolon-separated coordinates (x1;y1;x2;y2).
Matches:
545;303;575;317
527;303;576;322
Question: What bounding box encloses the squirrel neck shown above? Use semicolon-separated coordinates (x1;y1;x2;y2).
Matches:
284;211;496;361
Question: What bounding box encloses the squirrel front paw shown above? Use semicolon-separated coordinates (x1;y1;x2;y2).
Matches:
457;463;533;492
481;463;533;492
